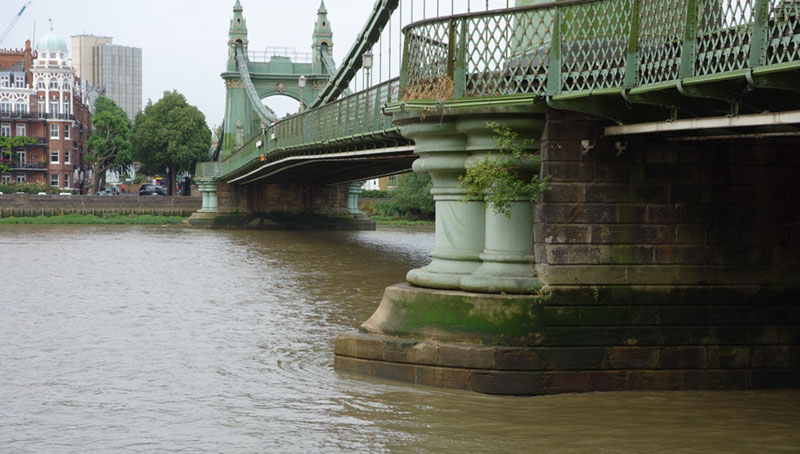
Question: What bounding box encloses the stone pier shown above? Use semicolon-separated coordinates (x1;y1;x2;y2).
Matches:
334;103;800;395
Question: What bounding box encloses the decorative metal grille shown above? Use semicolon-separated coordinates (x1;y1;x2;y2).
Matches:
403;21;451;100
695;0;757;76
560;0;633;92
768;0;800;64
465;8;554;97
638;0;687;85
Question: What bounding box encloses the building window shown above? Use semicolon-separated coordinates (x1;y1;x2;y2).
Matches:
0;75;9;88
1;175;10;184
1;123;10;137
15;124;25;136
62;101;69;115
14;75;24;88
38;99;45;114
64;150;70;164
15;101;26;114
64;126;70;139
50;101;58;114
49;79;58;89
16;175;26;184
51;150;59;164
16;150;25;164
50;173;59;187
50;124;59;138
62;80;70;90
0;101;10;116
64;174;70;188
37;79;45;90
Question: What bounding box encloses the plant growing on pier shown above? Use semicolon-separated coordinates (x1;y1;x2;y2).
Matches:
86;96;133;194
459;122;550;216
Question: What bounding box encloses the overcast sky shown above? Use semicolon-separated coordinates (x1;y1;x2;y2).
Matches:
2;0;377;128
3;0;511;129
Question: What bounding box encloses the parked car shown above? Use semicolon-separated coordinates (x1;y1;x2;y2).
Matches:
139;184;167;196
96;186;120;196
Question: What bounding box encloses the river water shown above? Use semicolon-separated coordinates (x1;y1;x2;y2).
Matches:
0;225;798;453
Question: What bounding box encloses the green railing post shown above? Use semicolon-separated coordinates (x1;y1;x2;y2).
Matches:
447;19;457;84
398;32;410;99
749;0;770;68
546;7;562;96
679;0;698;79
374;85;382;130
454;19;468;98
624;0;641;88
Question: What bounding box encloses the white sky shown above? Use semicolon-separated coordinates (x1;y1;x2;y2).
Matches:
2;0;377;128
2;0;513;128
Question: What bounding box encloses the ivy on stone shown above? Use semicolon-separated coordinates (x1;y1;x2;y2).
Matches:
459;121;550;217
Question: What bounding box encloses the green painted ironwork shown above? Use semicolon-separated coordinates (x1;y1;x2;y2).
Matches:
217;0;800;184
219;78;401;180
400;0;800;100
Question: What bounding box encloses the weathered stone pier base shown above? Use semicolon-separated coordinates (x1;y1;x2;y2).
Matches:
335;284;799;395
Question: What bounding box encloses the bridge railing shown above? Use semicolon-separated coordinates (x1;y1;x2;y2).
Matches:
400;0;800;100
220;78;401;179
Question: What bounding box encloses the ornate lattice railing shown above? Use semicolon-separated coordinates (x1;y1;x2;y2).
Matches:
400;0;800;99
220;78;401;179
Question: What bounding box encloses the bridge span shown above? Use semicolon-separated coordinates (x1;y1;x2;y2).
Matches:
192;0;800;395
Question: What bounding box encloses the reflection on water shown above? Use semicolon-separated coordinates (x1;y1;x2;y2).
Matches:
1;225;798;453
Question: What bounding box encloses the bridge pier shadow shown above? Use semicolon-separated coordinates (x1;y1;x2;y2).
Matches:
335;104;800;395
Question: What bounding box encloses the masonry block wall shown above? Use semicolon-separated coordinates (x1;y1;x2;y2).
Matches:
0;194;200;217
529;108;800;392
217;181;349;215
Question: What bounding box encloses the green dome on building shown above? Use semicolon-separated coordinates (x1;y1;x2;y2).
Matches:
35;27;68;53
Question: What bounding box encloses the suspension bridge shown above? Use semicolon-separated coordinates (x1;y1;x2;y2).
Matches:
191;0;800;395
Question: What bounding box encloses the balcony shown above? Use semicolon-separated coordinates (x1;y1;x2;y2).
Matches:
0;111;48;121
1;160;48;171
0;112;75;121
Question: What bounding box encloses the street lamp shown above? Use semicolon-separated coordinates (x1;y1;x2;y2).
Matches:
298;75;307;112
362;51;373;87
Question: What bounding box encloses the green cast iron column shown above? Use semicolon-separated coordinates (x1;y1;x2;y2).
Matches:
348;181;363;214
399;120;484;290
196;179;218;213
458;117;543;294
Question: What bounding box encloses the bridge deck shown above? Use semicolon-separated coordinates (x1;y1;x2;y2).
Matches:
210;0;800;185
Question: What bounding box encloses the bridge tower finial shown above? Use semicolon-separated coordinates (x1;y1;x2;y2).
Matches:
228;0;249;61
312;0;333;74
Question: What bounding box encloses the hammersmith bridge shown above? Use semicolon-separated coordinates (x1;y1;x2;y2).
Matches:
191;0;800;395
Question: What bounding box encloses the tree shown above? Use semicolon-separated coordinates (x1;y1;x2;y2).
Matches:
132;91;211;195
0;135;36;173
393;173;435;219
86;96;133;194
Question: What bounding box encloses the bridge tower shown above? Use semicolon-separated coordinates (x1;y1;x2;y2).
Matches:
311;1;334;75
222;0;250;153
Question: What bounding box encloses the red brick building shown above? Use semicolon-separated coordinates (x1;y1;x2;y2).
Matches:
0;27;93;192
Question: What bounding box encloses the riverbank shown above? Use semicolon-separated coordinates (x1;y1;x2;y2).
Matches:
0;213;187;225
369;215;433;226
0;193;200;218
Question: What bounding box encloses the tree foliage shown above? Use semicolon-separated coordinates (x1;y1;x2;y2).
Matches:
86;96;132;193
459;122;550;216
393;173;435;217
132;91;211;195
